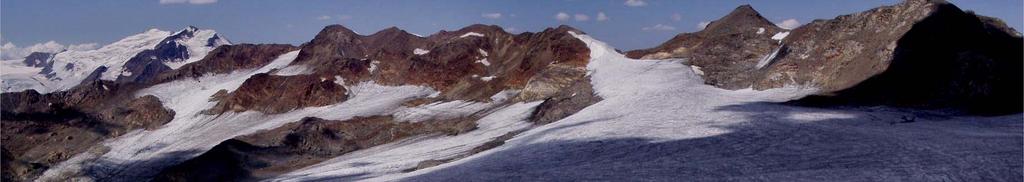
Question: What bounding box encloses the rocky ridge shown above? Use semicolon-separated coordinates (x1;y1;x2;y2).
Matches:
627;0;1022;114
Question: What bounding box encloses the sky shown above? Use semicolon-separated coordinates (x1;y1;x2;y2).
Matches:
1;0;1021;59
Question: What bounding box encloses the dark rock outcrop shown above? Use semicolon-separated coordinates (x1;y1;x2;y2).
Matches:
529;77;602;124
22;52;56;68
203;73;348;114
151;44;297;84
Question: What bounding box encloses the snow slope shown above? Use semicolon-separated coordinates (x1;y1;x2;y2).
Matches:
0;59;46;92
0;29;169;93
162;27;231;69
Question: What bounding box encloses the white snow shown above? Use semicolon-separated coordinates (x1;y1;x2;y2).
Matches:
0;60;45;92
756;45;783;69
459;32;485;38
476;58;491;66
272;64;312;76
477;49;488;57
392;90;517;123
771;31;790;41
756;27;765;34
368;60;380;72
479;76;495;81
690;65;704;75
414;48;430;55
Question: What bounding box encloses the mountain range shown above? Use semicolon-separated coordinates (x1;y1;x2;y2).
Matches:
2;0;1021;181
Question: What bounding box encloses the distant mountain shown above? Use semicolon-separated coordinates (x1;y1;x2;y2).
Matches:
0;26;230;93
1;1;1021;181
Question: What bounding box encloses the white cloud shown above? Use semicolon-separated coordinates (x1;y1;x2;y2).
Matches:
0;41;99;60
776;19;801;29
624;0;647;7
555;12;571;21
482;13;502;19
596;12;609;21
642;24;676;31
671;13;683;21
67;43;99;51
697;21;711;30
574;14;590;21
159;0;217;5
316;15;332;20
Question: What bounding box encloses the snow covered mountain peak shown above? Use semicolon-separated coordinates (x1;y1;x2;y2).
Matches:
160;26;232;69
0;26;230;93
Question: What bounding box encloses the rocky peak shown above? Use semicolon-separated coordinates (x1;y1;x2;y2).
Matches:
702;5;778;35
22;52;56;68
366;26;425;44
315;24;362;42
552;25;582;34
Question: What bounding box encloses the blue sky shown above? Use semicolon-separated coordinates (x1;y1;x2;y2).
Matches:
1;0;1021;54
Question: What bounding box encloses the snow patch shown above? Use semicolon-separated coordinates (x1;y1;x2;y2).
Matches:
369;60;380;72
690;65;704;75
480;76;495;81
756;45;784;69
459;32;485;38
756;28;765;34
771;31;790;41
273;64;312;76
476;58;491;66
477;49;488;57
414;48;430;55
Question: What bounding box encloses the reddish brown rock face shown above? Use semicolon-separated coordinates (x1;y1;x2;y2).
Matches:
204;73;349;114
286;24;589;102
152;44;298;84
